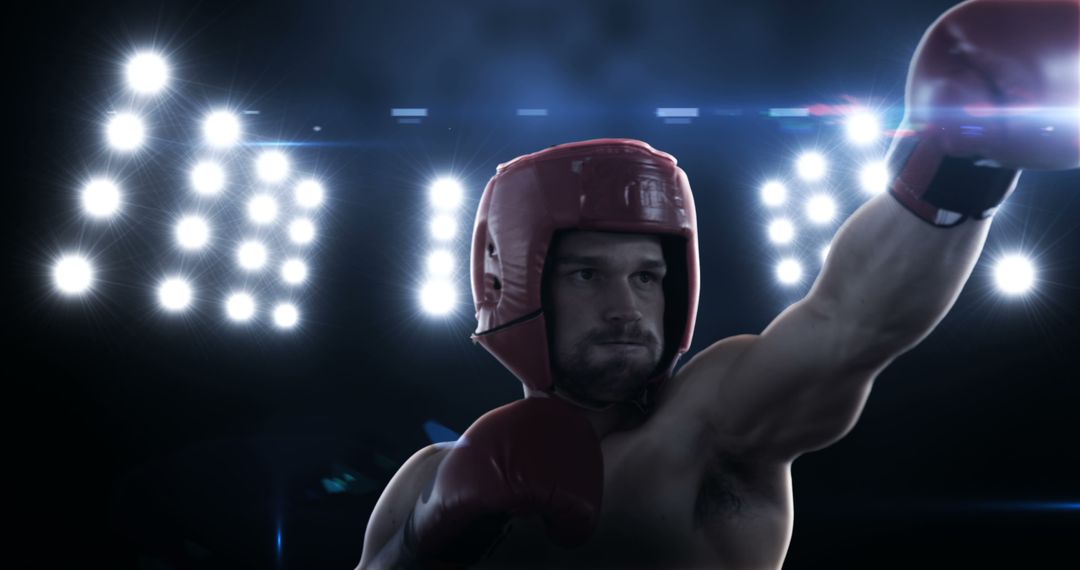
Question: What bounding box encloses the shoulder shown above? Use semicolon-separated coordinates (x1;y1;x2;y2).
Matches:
359;443;453;566
654;334;758;412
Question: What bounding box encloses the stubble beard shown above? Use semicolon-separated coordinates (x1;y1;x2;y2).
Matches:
552;336;662;406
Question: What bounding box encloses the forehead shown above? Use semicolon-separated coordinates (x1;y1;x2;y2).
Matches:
551;231;664;263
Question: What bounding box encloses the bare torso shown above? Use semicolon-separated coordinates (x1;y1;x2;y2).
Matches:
463;391;795;569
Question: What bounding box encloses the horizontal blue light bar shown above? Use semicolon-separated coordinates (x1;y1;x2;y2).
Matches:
391;108;428;117
656;107;699;118
516;108;548;117
769;107;810;117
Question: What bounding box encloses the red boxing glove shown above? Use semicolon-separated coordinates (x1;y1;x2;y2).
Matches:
889;0;1079;226
402;396;604;566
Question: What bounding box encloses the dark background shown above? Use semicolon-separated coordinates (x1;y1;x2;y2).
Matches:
9;0;1079;568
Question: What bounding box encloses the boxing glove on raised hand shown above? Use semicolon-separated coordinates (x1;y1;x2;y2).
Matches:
889;0;1079;226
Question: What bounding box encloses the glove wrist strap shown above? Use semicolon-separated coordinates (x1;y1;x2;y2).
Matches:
887;131;1021;227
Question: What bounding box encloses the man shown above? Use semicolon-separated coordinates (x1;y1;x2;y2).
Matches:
358;1;1079;567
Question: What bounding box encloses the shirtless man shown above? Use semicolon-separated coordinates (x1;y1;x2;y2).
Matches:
358;1;1079;567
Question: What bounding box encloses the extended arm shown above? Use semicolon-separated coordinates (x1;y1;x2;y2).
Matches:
669;0;1077;463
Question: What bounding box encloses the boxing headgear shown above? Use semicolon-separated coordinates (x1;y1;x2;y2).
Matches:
470;138;700;393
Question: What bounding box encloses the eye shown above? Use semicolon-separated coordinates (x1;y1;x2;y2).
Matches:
574;269;595;281
637;271;660;284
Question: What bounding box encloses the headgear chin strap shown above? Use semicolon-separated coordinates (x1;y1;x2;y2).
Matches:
470;138;701;396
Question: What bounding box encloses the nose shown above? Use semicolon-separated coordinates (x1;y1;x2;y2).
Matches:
601;279;644;324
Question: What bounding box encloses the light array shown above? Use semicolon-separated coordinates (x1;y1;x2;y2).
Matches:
50;50;329;332
419;177;465;316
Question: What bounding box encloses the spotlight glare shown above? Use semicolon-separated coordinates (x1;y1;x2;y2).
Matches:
247;194;279;225
430;177;464;210
761;180;787;207
994;254;1036;295
805;194;838;225
158;277;193;312
859;160;890;195
175;215;211;250
767;218;796;245
295;179;325;209
106;112;145;151
776;258;804;285
237;240;269;271
288;218;316;245
820;243;832;263
256;150;290;183
126;52;169;94
273;303;300;329
796;151;827;182
845;111;881;145
81;178;122;218
281;258;308;285
225;292;256;322
52;254;94;295
429;215;458;241
419;280;456;316
203;110;241;148
426;249;454;277
191;160;226;195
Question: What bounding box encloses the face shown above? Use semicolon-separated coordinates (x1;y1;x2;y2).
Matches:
544;231;667;406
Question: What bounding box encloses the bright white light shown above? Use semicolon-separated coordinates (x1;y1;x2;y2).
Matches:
247;194;279;225
994;255;1036;295
175;215;211;250
281;258;308;285
805;194;838;225
256;150;290;183
767;218;796;245
126;52;169;95
426;249;454;276
273;303;300;329
190;161;226;195
820;244;832;263
796;152;827;182
845;111;881;145
81;178;121;218
237;240;268;271
225;292;256;322
106;112;145;151
761;180;787;207
52;254;94;295
158;277;192;312
203;110;241;148
295;179;324;209
430;177;464;210
288;218;316;245
859;160;890;195
420;280;456;315
776;258;804;285
430;215;458;241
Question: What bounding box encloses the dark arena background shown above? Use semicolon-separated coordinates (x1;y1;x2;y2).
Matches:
9;1;1079;568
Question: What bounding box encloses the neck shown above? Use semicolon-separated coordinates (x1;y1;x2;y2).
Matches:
543;385;651;439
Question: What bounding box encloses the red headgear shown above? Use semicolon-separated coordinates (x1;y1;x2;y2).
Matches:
470;138;700;394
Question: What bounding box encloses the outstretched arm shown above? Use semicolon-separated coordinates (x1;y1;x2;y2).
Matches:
664;0;1077;463
680;190;994;462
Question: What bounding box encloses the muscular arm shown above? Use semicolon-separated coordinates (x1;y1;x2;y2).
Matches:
673;189;994;462
815;188;993;358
